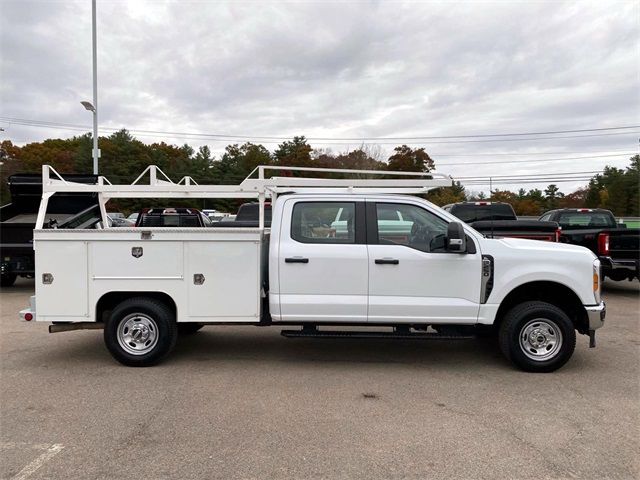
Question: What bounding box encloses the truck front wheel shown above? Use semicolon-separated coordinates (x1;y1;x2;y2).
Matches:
104;297;177;367
499;301;576;372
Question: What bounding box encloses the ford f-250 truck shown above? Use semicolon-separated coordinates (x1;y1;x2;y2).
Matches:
20;165;606;372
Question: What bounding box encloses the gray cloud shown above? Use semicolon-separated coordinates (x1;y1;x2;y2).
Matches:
1;0;638;193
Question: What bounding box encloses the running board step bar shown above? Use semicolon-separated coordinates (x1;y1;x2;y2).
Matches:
280;328;475;340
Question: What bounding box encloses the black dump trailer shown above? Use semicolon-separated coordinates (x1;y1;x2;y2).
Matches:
0;173;98;286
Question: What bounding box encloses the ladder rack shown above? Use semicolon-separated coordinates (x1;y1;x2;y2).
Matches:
36;164;454;230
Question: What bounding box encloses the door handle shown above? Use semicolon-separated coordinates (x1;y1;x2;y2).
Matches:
285;257;309;264
375;258;399;265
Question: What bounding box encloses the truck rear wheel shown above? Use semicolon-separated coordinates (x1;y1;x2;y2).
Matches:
104;297;177;367
1;273;17;287
499;301;576;372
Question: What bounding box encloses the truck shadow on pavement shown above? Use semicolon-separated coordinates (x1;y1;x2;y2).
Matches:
23;326;601;373
602;279;639;298
170;330;513;371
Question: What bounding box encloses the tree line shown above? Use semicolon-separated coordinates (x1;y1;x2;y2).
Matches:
1;130;638;216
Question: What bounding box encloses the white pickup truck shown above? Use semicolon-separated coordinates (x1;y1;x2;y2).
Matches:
20;165;605;372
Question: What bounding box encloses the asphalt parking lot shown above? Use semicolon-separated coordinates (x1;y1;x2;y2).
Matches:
1;279;638;480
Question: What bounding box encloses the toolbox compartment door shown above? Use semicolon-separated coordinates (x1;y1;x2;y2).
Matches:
35;241;88;317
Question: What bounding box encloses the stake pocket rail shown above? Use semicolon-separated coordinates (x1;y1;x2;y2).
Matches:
35;164;454;230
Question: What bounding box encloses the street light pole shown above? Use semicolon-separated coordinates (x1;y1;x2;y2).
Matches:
91;0;99;174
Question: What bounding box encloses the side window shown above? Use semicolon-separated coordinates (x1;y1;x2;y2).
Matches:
540;213;551;221
291;202;356;244
375;203;448;252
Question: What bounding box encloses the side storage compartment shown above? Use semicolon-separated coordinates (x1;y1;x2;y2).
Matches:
91;241;183;280
35;240;88;318
186;240;261;321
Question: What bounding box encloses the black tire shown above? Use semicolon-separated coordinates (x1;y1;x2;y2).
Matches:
605;271;629;282
104;297;177;367
1;273;17;287
499;301;576;373
177;323;204;335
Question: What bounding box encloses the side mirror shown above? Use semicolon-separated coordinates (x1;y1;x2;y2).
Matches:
447;221;467;253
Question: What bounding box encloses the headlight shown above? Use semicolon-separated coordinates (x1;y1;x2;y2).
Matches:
593;259;601;303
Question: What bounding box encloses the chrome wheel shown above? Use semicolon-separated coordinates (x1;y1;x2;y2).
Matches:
117;313;159;355
519;318;563;361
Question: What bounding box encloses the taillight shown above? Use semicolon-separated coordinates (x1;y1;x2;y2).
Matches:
598;233;610;256
555;228;561;242
593;260;601;303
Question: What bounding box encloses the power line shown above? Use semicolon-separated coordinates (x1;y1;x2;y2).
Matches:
437;153;635;166
462;178;594;185
2;119;633;157
428;150;636;157
4;121;639;145
1;116;639;143
457;170;603;179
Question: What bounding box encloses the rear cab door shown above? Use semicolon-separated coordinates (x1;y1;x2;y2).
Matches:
273;197;368;322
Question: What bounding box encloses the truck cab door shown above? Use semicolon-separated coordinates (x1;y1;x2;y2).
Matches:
366;201;482;324
274;199;367;322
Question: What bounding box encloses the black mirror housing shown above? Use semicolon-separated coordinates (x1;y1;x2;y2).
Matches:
447;221;467;253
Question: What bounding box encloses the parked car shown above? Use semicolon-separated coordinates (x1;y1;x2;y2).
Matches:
540;208;639;281
443;201;560;242
202;209;231;222
0;173;98;286
127;212;139;223
211;202;272;228
108;215;135;227
135;208;212;227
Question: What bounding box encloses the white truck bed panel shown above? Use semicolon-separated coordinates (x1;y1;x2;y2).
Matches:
36;241;88;317
33;228;262;323
92;241;184;279
186;242;261;318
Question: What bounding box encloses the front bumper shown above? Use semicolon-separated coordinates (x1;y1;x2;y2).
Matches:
585;301;606;331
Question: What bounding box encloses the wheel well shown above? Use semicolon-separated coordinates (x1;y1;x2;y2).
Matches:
96;292;177;323
494;282;588;334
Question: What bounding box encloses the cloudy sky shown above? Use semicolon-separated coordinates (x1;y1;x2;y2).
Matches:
1;0;638;193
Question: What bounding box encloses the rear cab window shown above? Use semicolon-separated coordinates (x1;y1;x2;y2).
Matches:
291;202;361;244
557;212;616;228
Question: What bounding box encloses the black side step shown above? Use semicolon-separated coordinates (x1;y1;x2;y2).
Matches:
280;329;475;340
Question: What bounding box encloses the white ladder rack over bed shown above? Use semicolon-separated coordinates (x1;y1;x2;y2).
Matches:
36;164;454;230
